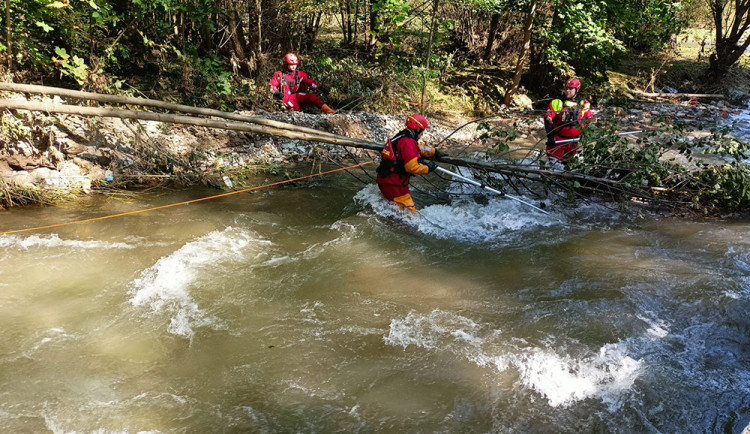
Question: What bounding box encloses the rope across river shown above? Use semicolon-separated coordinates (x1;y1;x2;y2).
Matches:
0;161;374;236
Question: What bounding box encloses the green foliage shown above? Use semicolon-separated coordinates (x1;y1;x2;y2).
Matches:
477;121;516;155
567;122;683;190
370;0;411;47
7;0;119;79
560;118;750;214
606;0;689;53
53;47;89;84
537;0;626;81
1;113;32;142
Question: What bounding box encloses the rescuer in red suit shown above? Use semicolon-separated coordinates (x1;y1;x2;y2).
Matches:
270;53;334;114
375;114;447;211
544;78;593;169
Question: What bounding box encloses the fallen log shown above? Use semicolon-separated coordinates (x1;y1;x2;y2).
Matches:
634;91;724;99
0;82;373;147
0;98;382;150
0;98;623;190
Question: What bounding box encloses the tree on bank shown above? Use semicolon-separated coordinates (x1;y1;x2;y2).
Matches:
707;0;750;79
0;0;743;107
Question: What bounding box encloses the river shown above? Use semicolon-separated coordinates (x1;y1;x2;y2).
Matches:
1;165;749;433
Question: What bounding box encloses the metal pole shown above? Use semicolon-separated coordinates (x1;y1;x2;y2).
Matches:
554;130;643;145
435;166;549;215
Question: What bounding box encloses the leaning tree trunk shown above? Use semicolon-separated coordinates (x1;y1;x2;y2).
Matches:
420;0;441;109
5;0;10;73
504;0;537;106
0;97;624;191
0;83;364;144
482;13;500;63
226;0;249;75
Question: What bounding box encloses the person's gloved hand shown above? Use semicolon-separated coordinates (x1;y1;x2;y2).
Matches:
424;160;438;173
434;150;448;161
560;109;570;123
546;135;557;148
273;91;283;101
318;85;330;96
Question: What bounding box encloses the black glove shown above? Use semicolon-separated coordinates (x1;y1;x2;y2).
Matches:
318;85;330;96
546;135;557;148
561;108;578;126
424;160;437;173
434;150;448;161
273;91;283;101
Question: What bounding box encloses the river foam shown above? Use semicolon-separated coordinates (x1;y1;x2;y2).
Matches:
128;227;271;339
0;233;136;250
354;183;617;245
384;309;641;410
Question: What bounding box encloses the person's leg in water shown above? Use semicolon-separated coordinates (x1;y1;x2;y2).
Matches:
392;192;416;212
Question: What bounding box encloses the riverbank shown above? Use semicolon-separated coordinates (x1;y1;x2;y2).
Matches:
0;90;739;209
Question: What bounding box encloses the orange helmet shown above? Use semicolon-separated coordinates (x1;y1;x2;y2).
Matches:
565;78;581;90
405;114;428;131
284;53;299;65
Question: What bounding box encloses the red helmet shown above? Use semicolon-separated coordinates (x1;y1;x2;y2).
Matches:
284;53;299;65
565;78;581;90
405;114;428;130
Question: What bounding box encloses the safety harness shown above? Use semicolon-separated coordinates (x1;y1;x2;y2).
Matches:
280;70;302;95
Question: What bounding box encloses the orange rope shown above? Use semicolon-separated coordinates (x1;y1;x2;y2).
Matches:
0;161;375;236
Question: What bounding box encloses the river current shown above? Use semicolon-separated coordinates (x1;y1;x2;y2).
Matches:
1;166;749;433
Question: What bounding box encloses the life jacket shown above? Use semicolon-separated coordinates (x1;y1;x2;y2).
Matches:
376;129;414;178
548;96;590;139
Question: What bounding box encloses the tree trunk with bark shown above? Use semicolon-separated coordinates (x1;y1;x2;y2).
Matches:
226;0;249;75
5;0;10;72
482;13;500;63
707;0;750;79
420;0;441;108
504;0;537;106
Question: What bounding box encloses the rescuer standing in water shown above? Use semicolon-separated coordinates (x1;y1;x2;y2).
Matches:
544;78;593;169
376;114;447;211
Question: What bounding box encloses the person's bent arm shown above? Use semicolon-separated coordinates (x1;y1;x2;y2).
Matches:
404;157;431;175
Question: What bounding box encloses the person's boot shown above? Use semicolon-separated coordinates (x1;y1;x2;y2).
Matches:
321;104;335;114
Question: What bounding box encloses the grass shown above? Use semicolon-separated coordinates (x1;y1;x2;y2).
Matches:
0;180;80;209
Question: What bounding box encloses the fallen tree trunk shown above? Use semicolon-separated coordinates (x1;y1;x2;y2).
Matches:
0;82;373;146
0;98;623;190
0;98;383;150
634;91;724;99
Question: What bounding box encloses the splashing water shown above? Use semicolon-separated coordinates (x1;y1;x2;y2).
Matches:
354;184;617;246
384;309;641;410
128;227;271;338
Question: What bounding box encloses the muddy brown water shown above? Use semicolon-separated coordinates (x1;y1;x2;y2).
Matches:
1;168;749;433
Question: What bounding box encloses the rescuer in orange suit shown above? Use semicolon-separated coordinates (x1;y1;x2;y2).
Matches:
375;114;447;211
270;53;335;114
